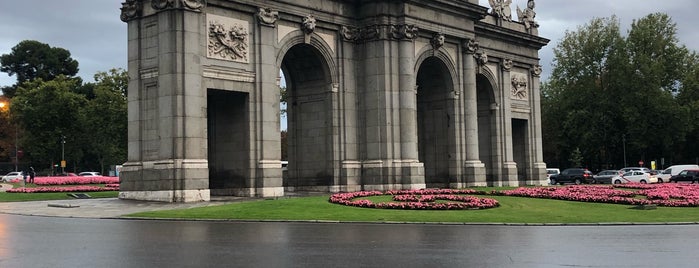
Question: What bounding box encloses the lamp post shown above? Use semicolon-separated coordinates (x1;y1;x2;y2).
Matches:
0;101;17;171
61;135;66;174
622;134;627;168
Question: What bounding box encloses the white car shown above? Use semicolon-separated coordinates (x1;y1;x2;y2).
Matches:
611;171;658;184
78;172;101;176
656;164;699;183
1;172;23;182
546;168;560;179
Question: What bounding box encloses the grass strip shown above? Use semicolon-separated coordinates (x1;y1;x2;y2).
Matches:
126;194;699;223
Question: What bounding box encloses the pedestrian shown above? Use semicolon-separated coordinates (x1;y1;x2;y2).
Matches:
29;167;35;184
22;169;27;182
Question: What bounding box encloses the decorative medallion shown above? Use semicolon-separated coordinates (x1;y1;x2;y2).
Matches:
120;0;141;22
152;0;174;10
430;33;445;49
511;75;528;99
302;15;316;34
257;7;279;27
181;0;206;11
207;15;249;62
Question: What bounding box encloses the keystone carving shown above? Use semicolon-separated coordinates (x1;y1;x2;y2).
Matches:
476;51;488;66
431;33;445;49
302;15;316;34
257;7;279;27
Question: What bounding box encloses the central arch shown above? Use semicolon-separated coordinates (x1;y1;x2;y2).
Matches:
416;56;455;187
280;43;333;190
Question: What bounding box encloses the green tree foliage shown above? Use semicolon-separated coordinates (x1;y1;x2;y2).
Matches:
82;69;128;173
11;76;87;170
0;40;79;97
543;13;695;170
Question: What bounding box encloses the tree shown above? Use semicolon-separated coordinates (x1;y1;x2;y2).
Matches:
11;76;87;171
82;69;128;173
544;16;625;169
543;13;694;170
0;40;79;97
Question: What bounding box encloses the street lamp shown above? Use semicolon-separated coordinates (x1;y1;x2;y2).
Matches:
61;135;66;174
622;134;627;168
0;101;18;172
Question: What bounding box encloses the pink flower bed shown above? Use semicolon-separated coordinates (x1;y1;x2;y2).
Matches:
497;184;699;207
33;176;119;185
6;185;119;193
329;189;499;210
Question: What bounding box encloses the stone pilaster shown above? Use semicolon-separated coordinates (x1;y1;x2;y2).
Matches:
500;59;518;186
528;65;547;185
461;39;486;187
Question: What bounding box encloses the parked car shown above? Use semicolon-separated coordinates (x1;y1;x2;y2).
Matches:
669;169;699;183
611;171;657;184
546;168;560;180
657;165;699;183
1;171;22;182
620;167;651;173
593;170;620;184
79;172;101;176
549;168;593;185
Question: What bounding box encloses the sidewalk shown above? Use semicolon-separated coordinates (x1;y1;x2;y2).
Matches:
0;183;248;218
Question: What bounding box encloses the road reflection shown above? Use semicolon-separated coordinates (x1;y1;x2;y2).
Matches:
0;214;697;267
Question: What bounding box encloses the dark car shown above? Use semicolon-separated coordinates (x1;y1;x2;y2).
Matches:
592;170;620;184
669;169;699;183
549;168;593;185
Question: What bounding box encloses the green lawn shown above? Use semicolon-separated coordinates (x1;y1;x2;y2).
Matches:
126;194;699;223
0;191;119;202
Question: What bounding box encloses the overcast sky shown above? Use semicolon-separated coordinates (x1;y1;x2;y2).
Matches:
1;0;698;88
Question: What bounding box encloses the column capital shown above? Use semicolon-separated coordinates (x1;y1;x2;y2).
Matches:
463;38;479;54
257;7;279;27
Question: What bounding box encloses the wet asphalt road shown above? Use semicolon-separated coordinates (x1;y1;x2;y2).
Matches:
0;215;697;268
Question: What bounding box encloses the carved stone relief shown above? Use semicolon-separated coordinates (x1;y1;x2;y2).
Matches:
302;15;316;34
476;51;488;66
464;39;479;54
391;24;418;40
341;26;360;42
207;14;249;63
516;0;539;30
152;0;174;10
531;64;542;77
181;0;206;11
257;7;279;27
120;0;141;22
511;75;528;100
502;59;513;71
488;0;512;21
430;33;445;50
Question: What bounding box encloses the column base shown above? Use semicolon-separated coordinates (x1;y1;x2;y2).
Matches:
119;189;210;202
361;159;425;191
526;162;548;185
501;162;520;186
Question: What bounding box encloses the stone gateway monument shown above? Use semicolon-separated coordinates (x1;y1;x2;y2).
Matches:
119;0;549;202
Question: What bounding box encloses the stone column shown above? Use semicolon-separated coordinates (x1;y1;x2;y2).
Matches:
528;65;547;185
398;31;424;189
253;8;284;197
461;39;486;187
500;59;518;186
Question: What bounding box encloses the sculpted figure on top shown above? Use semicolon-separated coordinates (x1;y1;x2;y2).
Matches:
517;0;539;30
488;0;512;21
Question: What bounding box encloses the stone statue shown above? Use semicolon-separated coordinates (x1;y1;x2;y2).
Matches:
488;0;512;21
517;0;539;30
